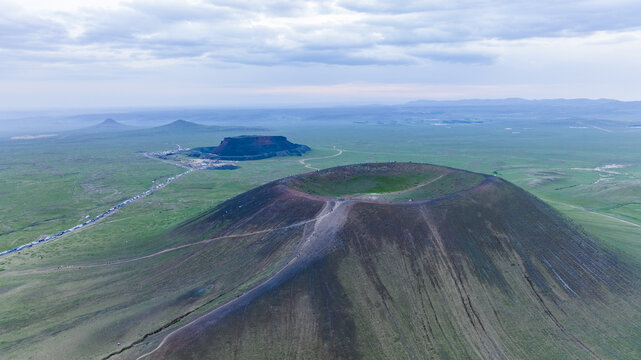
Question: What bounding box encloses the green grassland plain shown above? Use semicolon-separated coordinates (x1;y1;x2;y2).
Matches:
1;114;641;358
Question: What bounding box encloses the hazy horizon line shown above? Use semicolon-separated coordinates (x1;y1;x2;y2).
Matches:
2;96;639;115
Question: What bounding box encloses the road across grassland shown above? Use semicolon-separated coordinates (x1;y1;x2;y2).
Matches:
2;216;323;277
299;146;343;170
542;198;641;229
0;152;193;258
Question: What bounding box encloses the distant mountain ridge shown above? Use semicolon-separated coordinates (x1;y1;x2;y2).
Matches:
146;120;267;133
404;98;639;107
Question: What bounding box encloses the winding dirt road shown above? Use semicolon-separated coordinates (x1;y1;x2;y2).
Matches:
299;146;343;170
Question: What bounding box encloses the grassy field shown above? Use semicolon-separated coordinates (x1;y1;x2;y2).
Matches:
296;172;434;196
1;112;641;358
286;162;486;202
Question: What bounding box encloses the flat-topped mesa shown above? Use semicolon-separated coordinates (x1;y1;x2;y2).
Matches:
187;135;310;160
282;162;487;202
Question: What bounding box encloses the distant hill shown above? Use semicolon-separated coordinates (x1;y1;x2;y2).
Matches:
146;120;267;133
72;118;134;133
186;135;310;160
152;119;206;131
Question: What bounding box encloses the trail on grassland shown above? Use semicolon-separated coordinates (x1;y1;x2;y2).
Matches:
299;146;343;170
355;173;447;200
2;216;324;277
542;197;641;229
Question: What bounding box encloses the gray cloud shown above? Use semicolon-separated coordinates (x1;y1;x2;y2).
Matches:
410;48;496;65
0;10;68;51
1;0;641;68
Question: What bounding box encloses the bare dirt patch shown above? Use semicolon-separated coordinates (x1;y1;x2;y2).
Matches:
10;134;57;140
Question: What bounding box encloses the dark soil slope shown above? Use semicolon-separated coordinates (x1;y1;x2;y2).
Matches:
188;135;310;160
125;163;641;360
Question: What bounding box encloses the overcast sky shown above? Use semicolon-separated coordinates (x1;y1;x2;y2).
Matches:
2;0;641;108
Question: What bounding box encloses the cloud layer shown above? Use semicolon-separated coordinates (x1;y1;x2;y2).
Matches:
2;0;641;107
4;0;641;67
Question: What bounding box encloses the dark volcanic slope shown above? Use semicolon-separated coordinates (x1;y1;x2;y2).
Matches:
188;135;310;160
126;163;641;360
